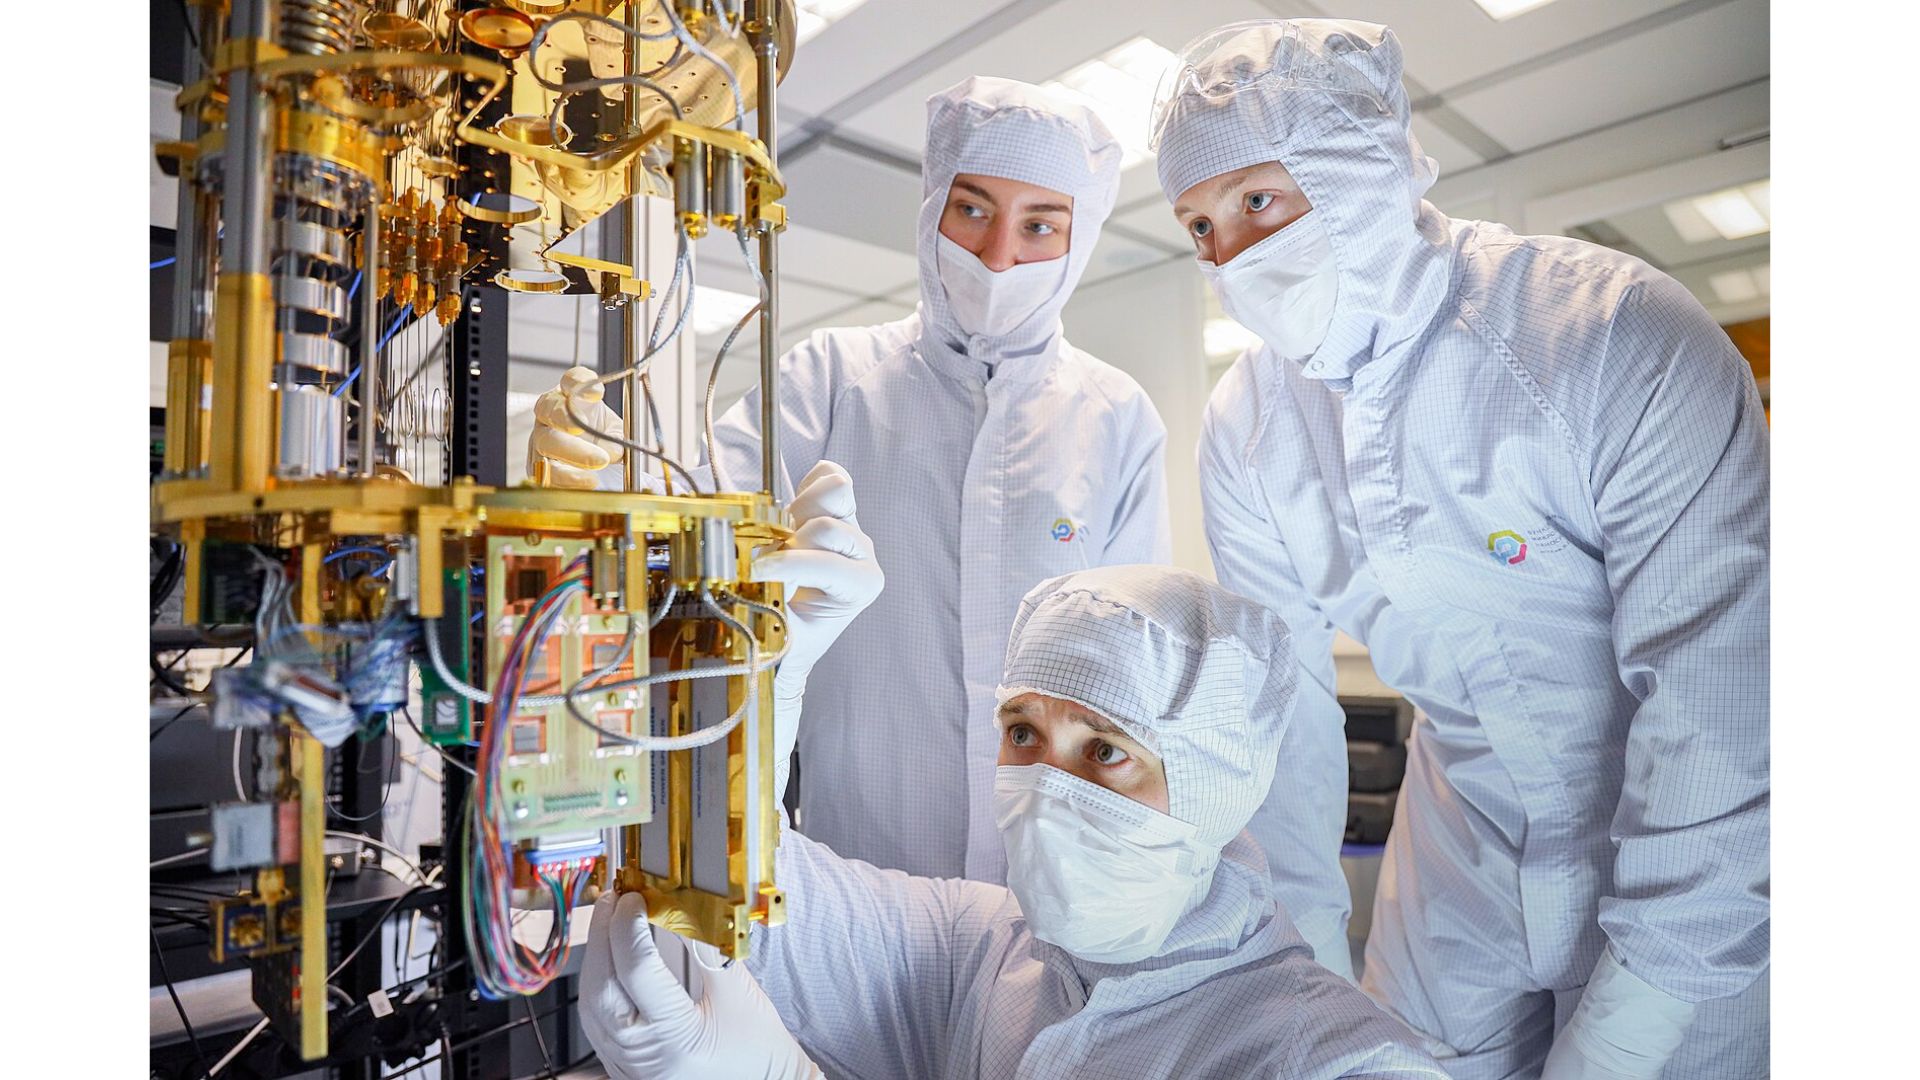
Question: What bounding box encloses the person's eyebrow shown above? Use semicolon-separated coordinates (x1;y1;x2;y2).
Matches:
996;700;1031;722
1072;709;1128;737
953;179;997;205
1024;200;1073;216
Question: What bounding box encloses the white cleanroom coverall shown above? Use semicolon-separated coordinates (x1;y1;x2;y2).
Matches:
1151;19;1769;1080
743;565;1445;1079
711;77;1173;884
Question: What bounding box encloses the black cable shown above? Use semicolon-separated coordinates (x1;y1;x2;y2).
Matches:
152;538;185;624
150;703;198;742
332;884;435;981
327;724;400;822
151;652;190;695
152;928;214;1078
336;959;468;1024
522;996;558;1080
444;996;578;1056
380;1053;443;1079
150;646;254;741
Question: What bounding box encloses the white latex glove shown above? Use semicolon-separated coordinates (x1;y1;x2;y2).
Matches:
580;891;824;1080
526;365;625;489
750;461;885;800
1542;948;1698;1080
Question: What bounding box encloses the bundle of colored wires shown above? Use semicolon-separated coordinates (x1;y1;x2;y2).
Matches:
464;555;599;998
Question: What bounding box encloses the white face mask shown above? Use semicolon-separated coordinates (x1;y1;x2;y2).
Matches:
995;763;1217;964
1197;209;1339;363
935;233;1069;340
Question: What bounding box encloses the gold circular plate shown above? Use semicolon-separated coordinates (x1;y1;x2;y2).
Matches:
457;190;542;224
495;113;570;148
459;7;536;52
503;0;569;14
362;12;437;50
494;268;570;293
417;155;460;178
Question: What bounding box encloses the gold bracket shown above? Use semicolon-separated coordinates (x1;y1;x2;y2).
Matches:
212;37;289;75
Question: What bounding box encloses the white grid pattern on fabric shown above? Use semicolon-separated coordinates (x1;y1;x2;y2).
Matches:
701;76;1173;888
998;566;1297;850
915;77;1125;363
1199;214;1769;1080
1156;17;1767;1075
746;825;1449;1079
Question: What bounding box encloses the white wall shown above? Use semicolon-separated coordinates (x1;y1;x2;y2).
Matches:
1061;259;1214;578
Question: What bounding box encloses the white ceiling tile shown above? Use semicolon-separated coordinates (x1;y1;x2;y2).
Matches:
1447;0;1766;153
773;222;922;296
782;143;923;254
1661;246;1771;323
1335;0;1714;95
775;1;1004;117
1603;202;1768;269
830;0;1275;164
1410;114;1487;177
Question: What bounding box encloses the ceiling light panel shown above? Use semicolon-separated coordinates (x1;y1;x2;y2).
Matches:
1043;37;1179;170
1662;179;1771;243
795;0;869;47
1471;0;1564;20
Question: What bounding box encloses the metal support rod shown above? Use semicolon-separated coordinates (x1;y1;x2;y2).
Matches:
164;1;212;481
211;0;279;493
751;1;781;498
622;0;642;493
220;0;273;284
168;4;206;346
358;201;381;476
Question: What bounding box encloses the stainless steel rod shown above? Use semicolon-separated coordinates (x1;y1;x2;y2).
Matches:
622;0;641;492
221;0;274;282
357;200;380;476
753;1;781;498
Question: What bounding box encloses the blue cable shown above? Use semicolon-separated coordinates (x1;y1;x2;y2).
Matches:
376;309;412;350
333;311;412;397
346;270;362;301
323;545;393;566
150;256;176;270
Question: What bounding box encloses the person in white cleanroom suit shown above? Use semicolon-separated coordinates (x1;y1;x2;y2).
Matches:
534;76;1173;884
1147;18;1770;1080
577;472;1447;1077
718;76;1175;888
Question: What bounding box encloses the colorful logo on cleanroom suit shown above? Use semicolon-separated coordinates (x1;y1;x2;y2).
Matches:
1051;518;1077;543
1488;530;1528;566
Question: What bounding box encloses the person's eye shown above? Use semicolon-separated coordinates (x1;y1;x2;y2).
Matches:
1246;191;1275;213
1007;724;1037;748
958;203;985;220
1026;221;1055;236
1187;218;1212;239
1091;741;1130;766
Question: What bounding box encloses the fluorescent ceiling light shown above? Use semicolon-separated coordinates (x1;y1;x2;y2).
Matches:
1472;0;1564;20
1204;316;1262;359
1043;37;1179;169
1664;179;1771;243
795;0;869;46
1708;262;1771;305
692;285;760;337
